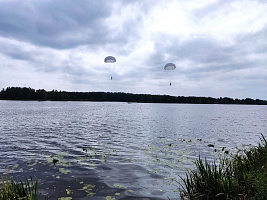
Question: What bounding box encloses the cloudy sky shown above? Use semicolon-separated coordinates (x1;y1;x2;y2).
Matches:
0;0;266;100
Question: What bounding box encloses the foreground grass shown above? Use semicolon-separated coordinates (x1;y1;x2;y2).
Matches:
180;134;267;199
0;176;38;200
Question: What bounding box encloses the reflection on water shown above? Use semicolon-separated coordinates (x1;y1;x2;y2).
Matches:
0;101;267;199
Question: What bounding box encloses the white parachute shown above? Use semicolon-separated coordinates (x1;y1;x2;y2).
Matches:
104;56;116;63
164;63;176;86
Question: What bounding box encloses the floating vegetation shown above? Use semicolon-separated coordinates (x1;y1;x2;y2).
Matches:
82;147;97;157
66;189;72;195
106;196;115;200
87;192;96;196
12;164;19;170
80;184;96;196
59;168;71;175
113;184;127;189
27;160;39;167
6;164;23;174
82;184;95;190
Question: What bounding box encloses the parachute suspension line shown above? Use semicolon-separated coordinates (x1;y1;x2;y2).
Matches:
109;67;113;80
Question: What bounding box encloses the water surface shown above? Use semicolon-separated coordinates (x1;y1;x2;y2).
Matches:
0;101;266;199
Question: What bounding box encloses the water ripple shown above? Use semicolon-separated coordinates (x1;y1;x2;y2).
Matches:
1;101;266;199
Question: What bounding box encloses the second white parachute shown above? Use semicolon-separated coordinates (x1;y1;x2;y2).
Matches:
104;56;116;80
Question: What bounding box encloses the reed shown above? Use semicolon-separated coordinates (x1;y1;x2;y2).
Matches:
180;134;267;199
0;176;38;200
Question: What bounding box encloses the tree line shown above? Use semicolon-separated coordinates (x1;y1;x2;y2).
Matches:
0;87;266;105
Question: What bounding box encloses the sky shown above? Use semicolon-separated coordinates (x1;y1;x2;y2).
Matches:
0;0;267;100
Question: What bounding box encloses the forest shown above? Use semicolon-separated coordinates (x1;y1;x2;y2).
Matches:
0;87;266;105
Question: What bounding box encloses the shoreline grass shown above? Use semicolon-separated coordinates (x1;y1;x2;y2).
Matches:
180;134;267;199
0;176;38;200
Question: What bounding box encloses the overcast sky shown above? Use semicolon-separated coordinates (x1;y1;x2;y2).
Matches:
0;0;266;100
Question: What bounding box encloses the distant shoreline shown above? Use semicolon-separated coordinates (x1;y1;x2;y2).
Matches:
1;87;266;105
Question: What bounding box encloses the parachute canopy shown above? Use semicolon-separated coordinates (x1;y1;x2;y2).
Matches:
164;63;176;70
104;56;116;63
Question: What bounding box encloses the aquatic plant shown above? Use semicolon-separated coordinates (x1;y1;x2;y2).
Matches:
0;176;38;200
180;134;267;199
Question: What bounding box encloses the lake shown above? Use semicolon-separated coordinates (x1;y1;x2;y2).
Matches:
0;100;266;199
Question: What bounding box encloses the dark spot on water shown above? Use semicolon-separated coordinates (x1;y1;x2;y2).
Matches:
53;159;59;165
208;144;214;147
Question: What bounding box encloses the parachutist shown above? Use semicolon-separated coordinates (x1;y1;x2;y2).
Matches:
104;56;116;81
164;63;176;86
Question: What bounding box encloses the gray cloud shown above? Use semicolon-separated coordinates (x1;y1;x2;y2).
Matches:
192;0;267;20
0;40;34;61
146;35;233;73
192;0;238;19
149;23;267;73
0;0;143;50
235;25;267;54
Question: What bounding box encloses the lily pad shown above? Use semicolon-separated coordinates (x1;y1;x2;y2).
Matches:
59;168;71;174
106;196;115;200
